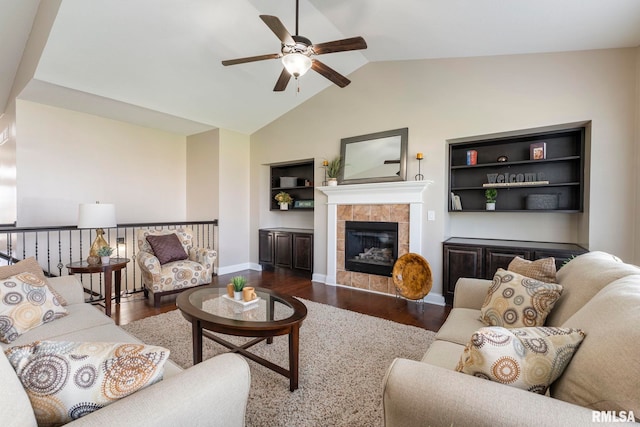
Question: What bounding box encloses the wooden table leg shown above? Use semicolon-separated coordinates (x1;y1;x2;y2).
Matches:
289;324;300;391
114;269;122;304
103;267;112;317
192;320;203;365
267;297;275;344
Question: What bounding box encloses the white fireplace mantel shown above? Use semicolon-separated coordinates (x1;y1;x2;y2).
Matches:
318;180;433;287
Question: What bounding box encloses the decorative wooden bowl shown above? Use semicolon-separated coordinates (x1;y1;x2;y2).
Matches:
392;253;433;300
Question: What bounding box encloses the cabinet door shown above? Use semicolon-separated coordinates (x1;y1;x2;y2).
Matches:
293;233;313;272
443;245;483;304
485;248;532;278
258;231;274;266
274;232;293;268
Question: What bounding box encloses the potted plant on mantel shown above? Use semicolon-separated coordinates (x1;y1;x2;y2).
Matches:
485;188;498;210
326;156;341;186
275;191;293;210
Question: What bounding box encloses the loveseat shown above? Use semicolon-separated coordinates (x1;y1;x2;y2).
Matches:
383;251;640;426
1;271;250;426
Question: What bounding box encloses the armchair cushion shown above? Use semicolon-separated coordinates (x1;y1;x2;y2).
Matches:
145;234;188;265
455;326;585;394
480;269;563;328
6;341;169;426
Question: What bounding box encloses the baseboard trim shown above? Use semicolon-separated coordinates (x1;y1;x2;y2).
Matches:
217;262;255;276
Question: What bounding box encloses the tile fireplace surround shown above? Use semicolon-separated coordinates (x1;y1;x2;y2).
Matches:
319;180;434;301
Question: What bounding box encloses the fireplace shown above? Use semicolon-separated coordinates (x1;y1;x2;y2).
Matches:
345;221;398;277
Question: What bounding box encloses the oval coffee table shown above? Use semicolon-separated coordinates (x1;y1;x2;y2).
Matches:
176;285;307;391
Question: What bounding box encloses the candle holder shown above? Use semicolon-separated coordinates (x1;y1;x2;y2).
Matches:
415;153;424;181
322;160;329;186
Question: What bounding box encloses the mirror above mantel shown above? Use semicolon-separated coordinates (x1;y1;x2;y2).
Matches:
339;128;408;185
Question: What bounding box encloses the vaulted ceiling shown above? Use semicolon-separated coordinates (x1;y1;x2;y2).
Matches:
2;0;640;135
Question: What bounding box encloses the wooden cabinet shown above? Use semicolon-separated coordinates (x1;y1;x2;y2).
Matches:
448;123;586;212
259;228;313;276
270;159;315;211
442;238;587;305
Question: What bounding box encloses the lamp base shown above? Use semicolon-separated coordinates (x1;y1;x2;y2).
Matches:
87;228;108;265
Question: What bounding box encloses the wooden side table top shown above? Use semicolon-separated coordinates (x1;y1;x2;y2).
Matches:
66;257;130;272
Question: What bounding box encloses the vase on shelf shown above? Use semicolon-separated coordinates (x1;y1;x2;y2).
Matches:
279;203;289;210
486;202;496;211
328;178;338;186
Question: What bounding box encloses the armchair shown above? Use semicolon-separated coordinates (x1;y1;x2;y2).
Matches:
136;227;216;307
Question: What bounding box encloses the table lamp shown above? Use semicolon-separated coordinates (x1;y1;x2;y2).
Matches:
78;202;116;265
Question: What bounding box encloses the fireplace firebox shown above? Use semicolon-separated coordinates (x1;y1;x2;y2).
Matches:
345;221;398;277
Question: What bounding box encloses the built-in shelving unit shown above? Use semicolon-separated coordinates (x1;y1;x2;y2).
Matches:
269;159;315;211
448;124;586;212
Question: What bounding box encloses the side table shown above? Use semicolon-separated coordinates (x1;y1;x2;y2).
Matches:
66;258;130;317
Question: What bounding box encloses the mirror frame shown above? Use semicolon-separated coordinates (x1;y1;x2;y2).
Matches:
339;128;408;185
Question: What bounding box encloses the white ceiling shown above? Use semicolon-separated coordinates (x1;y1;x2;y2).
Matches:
3;0;640;135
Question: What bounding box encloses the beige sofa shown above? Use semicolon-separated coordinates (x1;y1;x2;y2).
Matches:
1;275;251;427
383;251;640;426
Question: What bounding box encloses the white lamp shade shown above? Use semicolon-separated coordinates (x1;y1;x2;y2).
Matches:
282;53;312;77
77;203;117;229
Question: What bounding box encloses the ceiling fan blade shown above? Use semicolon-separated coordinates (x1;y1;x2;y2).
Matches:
221;53;281;66
312;36;367;55
311;59;351;88
260;15;295;45
273;68;292;92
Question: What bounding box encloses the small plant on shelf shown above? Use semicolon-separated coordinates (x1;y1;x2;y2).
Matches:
96;246;114;257
231;276;247;292
485;188;497;210
274;191;293;205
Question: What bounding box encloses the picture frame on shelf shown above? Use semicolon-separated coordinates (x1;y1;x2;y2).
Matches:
530;142;547;160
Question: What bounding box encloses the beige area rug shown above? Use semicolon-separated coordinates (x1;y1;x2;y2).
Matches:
121;299;436;427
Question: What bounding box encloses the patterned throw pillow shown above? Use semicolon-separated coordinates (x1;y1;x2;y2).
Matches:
0;273;68;343
456;326;585;394
5;341;170;426
480;269;563;328
0;257;67;306
145;234;189;265
508;256;557;283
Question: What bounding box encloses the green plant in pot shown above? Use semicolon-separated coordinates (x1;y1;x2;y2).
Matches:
326;156;341;186
485;188;498;211
274;191;293;210
96;245;114;264
231;276;247;300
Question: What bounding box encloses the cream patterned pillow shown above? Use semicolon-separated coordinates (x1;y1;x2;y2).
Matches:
480;269;563;328
508;256;557;283
0;273;68;343
456;326;585;394
5;341;170;426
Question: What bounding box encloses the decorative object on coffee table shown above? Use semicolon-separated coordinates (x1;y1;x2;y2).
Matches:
485;188;497;210
231;275;247;300
392;253;433;308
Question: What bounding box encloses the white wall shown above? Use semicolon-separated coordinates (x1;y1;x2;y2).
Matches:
16;100;187;225
251;48;639;299
186;129;219;221
217;128;251;274
635;47;640;263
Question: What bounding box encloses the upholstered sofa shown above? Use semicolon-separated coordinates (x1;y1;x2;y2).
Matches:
383;251;640;426
137;227;217;307
1;273;250;426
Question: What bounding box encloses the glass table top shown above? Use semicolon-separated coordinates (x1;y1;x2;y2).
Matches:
186;286;295;323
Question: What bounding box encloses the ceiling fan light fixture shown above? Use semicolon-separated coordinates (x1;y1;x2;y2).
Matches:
282;53;312;78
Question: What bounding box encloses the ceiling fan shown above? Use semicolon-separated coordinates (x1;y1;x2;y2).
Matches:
221;0;367;91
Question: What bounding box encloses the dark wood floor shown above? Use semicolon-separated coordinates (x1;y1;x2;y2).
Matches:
111;269;451;332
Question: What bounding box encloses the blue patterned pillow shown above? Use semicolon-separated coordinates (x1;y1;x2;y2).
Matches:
5;341;169;425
